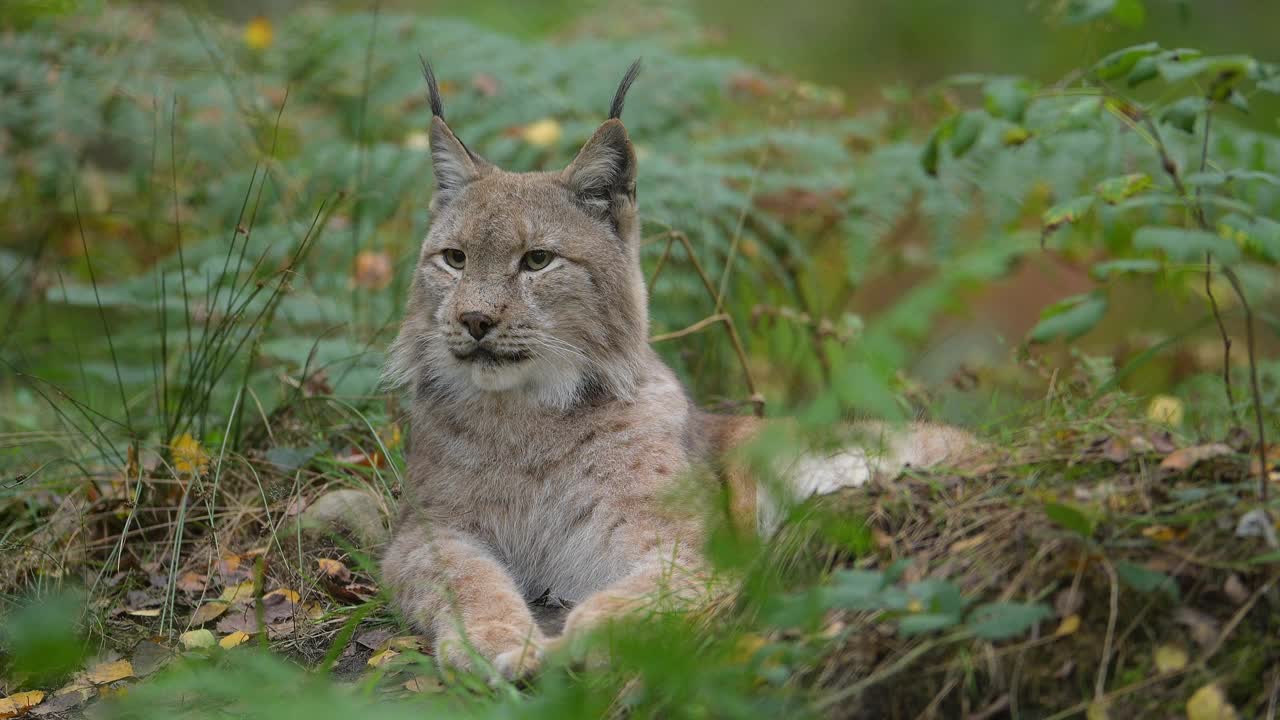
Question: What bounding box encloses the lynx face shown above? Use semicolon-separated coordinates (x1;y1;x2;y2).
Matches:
417;173;645;401
386;62;649;410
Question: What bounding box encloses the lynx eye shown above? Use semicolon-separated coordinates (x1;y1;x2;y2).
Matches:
442;248;466;270
522;249;554;271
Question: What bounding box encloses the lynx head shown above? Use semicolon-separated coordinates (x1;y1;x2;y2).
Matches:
385;59;649;411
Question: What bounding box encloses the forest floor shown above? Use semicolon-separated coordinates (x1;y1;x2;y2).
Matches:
2;406;1278;720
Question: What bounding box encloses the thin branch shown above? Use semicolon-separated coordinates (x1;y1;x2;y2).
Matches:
650;314;730;343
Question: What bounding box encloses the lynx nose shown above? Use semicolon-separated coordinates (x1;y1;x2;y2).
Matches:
459;311;495;340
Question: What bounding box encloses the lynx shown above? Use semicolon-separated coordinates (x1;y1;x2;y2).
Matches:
377;59;977;680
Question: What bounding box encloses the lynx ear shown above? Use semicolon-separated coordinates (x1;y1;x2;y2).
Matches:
562;119;636;221
430;116;481;200
420;56;490;207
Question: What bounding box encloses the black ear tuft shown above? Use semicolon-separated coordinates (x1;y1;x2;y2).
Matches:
419;54;445;119
608;58;642;120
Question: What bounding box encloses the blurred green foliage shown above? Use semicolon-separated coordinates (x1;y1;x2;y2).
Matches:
1;590;88;685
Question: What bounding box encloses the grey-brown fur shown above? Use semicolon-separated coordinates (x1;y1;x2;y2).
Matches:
380;60;977;680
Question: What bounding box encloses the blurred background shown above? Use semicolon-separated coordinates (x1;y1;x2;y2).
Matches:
1;0;1277;468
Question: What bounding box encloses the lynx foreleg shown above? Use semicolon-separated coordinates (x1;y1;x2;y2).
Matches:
382;524;544;680
554;548;707;655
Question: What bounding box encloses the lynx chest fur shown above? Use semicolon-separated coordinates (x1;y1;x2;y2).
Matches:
403;360;706;604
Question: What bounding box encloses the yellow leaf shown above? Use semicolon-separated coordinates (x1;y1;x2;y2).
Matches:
190;601;229;625
86;659;134;685
1147;395;1184;426
386;636;427;651
220;581;255;603
0;691;45;718
1186;683;1238;720
179;629;216;650
1142;525;1184;543
520;118;562;147
403;676;441;693
170;432;209;476
219;631;251;649
1054;614;1081;637
1154;644;1188;673
367;648;399;668
264;588;300;604
243;16;273;50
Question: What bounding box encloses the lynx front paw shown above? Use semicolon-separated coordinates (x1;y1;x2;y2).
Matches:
492;644;543;680
435;623;544;683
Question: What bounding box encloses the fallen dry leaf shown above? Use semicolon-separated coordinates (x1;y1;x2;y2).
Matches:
367;648;399;668
264;588;300;604
317;558;352;584
327;581;377;604
1054;614;1081;637
29;685;93;717
355;628;394;651
125;608;161;618
1100;436;1132;463
219;631;251;649
176;571;208;593
215;591;309;635
403;675;441;693
386;636;428;652
1186;683;1238;720
190;602;229;626
217;553;248;584
129;640;174;678
179;629;216;650
1160;444;1233;472
85;659;134;685
220;581;255;603
0;691;45;718
1154;644;1188;673
1142;525;1186;543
